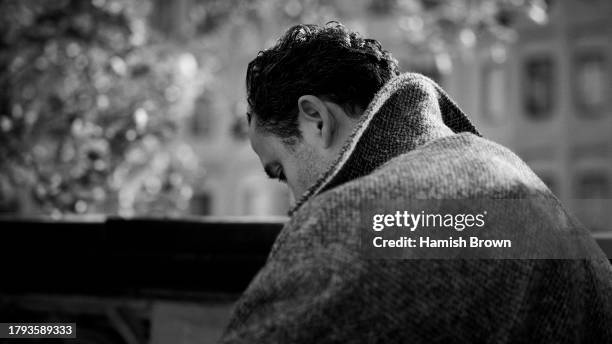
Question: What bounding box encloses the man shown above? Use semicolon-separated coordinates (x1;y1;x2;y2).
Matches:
220;23;612;343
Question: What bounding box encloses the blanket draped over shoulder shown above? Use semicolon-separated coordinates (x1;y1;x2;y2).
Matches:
220;73;612;343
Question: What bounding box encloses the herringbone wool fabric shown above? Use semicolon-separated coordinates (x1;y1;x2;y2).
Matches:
220;73;612;343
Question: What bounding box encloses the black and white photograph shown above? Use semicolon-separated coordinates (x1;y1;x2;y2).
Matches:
1;0;611;343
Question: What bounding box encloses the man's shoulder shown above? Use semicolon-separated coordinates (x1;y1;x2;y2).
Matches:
326;132;548;200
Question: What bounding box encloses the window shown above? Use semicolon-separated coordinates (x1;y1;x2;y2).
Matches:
573;50;608;117
481;64;506;124
574;171;611;232
523;56;555;120
576;172;611;198
190;192;212;215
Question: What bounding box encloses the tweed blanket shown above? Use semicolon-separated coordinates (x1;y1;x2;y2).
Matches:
220;73;612;343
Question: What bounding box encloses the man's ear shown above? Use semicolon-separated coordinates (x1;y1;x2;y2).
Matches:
297;95;335;148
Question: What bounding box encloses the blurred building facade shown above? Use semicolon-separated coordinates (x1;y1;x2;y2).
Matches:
448;0;612;232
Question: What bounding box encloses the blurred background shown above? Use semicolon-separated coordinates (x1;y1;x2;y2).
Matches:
0;0;611;343
1;0;611;229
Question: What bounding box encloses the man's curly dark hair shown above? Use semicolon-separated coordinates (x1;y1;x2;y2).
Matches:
246;22;400;143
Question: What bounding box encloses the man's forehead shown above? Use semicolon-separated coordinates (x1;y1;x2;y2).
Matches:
248;120;273;158
249;125;284;179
